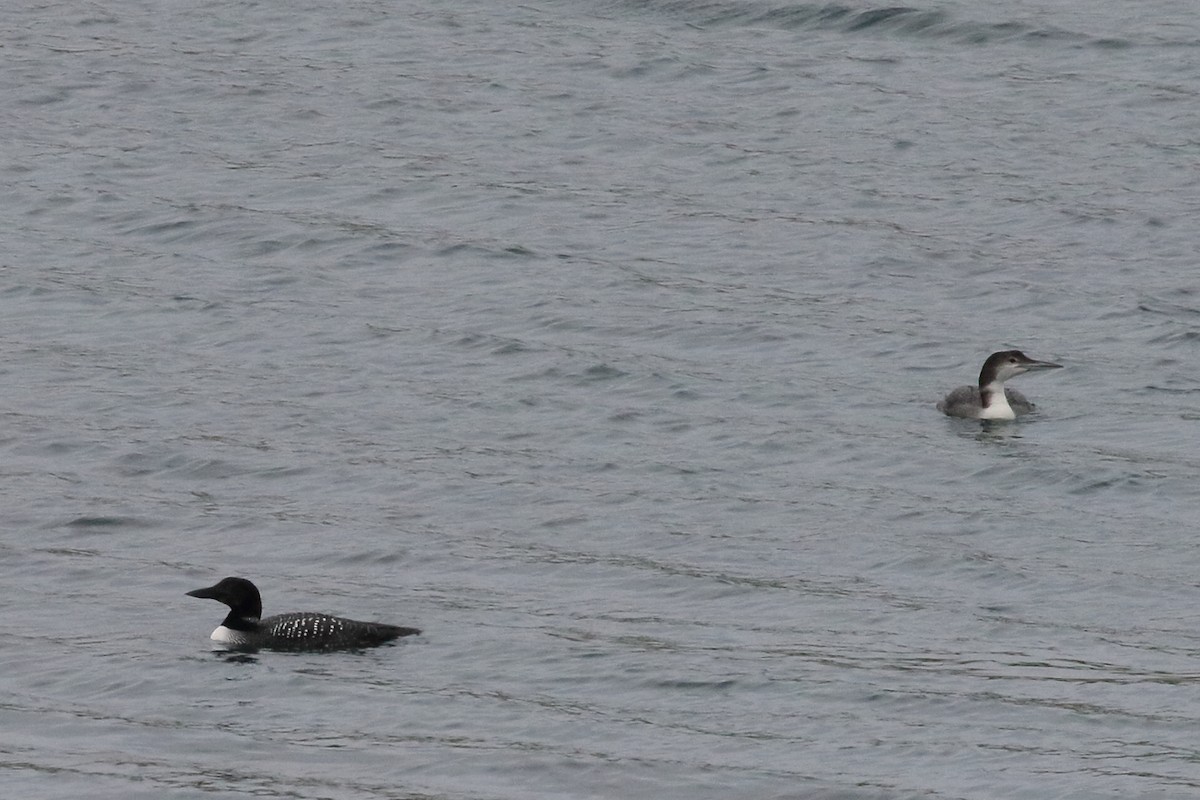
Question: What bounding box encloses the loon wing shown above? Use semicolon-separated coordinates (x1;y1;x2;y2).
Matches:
1004;387;1035;415
936;384;982;418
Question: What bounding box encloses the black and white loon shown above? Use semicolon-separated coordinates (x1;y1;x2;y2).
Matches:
187;576;420;651
937;350;1062;420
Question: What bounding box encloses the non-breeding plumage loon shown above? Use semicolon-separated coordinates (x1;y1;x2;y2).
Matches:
937;350;1062;420
187;576;420;651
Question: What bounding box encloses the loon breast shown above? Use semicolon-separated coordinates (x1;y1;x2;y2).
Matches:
937;386;1034;420
210;624;251;646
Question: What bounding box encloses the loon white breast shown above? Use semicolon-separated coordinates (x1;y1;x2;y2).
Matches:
937;350;1062;420
186;576;420;651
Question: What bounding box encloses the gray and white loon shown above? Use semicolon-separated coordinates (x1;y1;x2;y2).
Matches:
187;576;420;651
937;350;1062;420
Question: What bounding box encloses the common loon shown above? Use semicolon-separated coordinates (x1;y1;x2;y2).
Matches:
937;350;1062;420
187;576;420;651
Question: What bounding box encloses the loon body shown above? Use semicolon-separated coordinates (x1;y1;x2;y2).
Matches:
187;576;419;651
937;350;1062;420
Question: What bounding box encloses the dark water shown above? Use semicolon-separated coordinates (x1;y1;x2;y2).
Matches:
3;1;1200;798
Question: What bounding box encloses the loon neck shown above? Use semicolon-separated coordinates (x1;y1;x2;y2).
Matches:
978;380;1015;420
220;612;261;631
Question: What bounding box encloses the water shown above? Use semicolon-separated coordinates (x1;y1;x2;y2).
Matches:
3;0;1200;797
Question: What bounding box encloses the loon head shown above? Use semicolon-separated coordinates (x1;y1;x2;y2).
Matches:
187;576;263;628
978;350;1062;387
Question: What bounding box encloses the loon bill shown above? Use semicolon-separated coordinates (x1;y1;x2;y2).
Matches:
937;350;1062;420
187;576;420;651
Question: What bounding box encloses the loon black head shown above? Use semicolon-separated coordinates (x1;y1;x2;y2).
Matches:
978;350;1062;387
187;576;263;630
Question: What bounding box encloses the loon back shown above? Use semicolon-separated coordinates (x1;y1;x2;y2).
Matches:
211;612;420;651
188;576;420;651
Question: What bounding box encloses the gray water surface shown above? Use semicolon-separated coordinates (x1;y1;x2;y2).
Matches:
3;1;1200;798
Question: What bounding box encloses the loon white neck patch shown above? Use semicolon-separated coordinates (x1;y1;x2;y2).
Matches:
978;383;1016;420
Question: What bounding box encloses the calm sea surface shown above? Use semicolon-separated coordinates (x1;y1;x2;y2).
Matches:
3;1;1200;798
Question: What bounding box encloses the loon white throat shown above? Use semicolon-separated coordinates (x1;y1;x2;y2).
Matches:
937;350;1062;420
186;576;420;651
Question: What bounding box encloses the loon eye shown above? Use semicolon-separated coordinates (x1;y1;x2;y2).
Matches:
1008;357;1017;363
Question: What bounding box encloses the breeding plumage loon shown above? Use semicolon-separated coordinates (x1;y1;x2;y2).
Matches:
937;350;1062;420
187;576;420;651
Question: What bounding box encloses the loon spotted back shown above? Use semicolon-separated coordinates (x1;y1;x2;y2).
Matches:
937;350;1062;420
187;576;420;651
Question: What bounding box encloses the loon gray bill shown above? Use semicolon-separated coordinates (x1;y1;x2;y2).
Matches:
187;576;420;651
937;350;1062;420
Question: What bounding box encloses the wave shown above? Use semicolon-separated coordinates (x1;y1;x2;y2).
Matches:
593;0;1137;49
